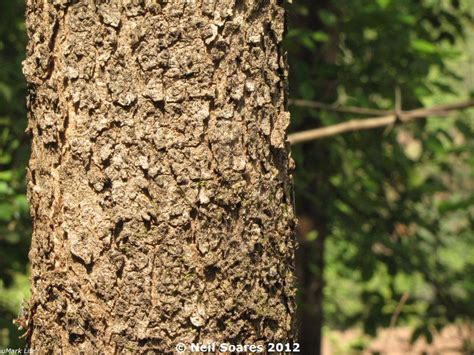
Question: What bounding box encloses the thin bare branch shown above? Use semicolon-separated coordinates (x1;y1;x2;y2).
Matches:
395;86;402;115
288;98;392;116
288;100;474;145
384;292;410;349
389;292;410;329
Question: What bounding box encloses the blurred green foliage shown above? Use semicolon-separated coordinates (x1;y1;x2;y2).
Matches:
0;0;473;350
286;0;474;348
0;0;29;349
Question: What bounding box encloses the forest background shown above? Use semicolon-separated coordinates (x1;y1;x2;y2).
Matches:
0;0;473;352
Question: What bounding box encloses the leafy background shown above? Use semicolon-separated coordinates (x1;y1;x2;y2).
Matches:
286;0;474;352
0;0;30;349
0;0;473;352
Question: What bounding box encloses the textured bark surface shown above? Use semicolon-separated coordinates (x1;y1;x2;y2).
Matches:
23;0;296;352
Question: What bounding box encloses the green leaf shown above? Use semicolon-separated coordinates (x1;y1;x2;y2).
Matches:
363;28;378;41
318;10;337;26
397;14;416;25
0;181;12;194
0;170;13;181
0;203;13;221
0;82;12;102
411;39;438;54
14;195;29;213
0;154;12;164
306;230;319;241
438;195;474;214
376;0;391;9
301;36;316;51
312;31;329;42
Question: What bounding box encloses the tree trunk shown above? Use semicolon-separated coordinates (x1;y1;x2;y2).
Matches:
22;1;296;352
296;215;327;355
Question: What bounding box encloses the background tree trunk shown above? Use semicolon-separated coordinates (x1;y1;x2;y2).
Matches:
22;0;296;352
287;0;338;352
296;214;327;354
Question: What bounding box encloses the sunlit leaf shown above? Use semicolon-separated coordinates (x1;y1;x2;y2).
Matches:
411;39;438;54
312;31;329;42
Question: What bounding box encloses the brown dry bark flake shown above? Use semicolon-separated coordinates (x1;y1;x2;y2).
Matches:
23;0;296;353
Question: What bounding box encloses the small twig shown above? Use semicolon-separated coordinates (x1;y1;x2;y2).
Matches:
389;292;410;329
288;98;392;116
395;86;402;119
384;86;403;135
383;292;410;349
288;99;474;145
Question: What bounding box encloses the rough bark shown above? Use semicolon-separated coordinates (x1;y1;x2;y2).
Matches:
22;0;296;353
